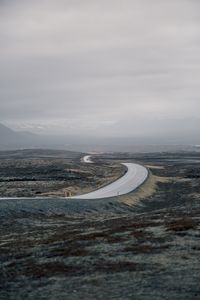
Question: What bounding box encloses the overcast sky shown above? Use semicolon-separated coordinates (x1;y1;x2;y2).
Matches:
0;0;200;142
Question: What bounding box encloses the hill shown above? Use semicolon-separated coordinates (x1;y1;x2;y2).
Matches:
0;123;39;149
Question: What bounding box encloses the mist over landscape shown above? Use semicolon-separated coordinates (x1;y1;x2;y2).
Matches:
0;0;200;150
1;2;200;300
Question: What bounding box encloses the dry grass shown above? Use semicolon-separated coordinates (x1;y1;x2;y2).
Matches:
119;173;172;206
145;165;165;169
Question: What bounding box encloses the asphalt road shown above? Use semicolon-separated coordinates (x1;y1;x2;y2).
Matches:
0;156;148;201
82;155;93;163
68;162;148;199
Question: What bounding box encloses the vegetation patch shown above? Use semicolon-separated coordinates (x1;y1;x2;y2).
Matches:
166;218;199;232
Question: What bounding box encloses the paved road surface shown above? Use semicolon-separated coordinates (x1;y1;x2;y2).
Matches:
68;162;148;199
0;157;148;201
82;155;93;163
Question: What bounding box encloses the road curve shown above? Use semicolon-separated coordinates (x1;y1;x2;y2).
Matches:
68;162;148;199
82;155;93;163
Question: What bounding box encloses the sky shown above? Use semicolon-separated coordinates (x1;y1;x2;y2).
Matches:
0;0;200;142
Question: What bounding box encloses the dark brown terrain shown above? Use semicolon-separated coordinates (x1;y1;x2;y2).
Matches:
0;150;200;300
0;149;125;197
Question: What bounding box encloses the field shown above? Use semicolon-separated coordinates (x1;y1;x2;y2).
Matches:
0;150;200;300
0;149;125;197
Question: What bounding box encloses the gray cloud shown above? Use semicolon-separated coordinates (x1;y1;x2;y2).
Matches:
0;0;200;142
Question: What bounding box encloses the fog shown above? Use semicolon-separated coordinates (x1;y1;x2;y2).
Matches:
0;0;200;144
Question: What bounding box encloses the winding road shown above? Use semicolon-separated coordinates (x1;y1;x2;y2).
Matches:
82;155;93;163
68;157;148;199
0;155;148;201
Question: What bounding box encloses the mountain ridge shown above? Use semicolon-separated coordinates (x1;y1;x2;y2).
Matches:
0;123;199;152
0;123;38;149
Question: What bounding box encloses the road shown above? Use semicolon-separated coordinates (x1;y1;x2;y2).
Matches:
82;155;93;163
68;162;148;199
0;156;148;201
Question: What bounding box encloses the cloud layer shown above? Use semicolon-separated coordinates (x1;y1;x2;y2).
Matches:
0;0;200;142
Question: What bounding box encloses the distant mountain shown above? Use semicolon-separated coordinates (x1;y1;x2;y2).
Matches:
0;123;199;152
0;123;21;146
0;123;25;149
0;123;77;150
0;123;16;137
0;123;38;149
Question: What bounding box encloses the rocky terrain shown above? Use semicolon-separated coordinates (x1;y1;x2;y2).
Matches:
0;149;125;198
0;151;200;300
